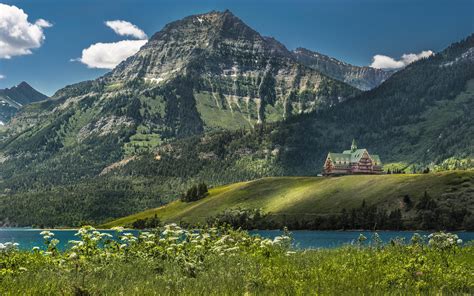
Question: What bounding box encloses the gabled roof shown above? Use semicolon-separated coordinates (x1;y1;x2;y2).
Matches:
327;149;382;164
341;148;366;162
328;153;351;162
371;154;382;164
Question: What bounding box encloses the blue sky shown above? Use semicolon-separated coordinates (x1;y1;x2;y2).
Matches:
0;0;473;96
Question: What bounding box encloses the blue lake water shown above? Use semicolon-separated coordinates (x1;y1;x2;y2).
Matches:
1;228;473;250
252;230;474;249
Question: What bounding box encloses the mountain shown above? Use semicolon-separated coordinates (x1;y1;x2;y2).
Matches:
0;82;48;123
107;10;359;126
293;48;394;90
0;10;359;192
1;10;358;157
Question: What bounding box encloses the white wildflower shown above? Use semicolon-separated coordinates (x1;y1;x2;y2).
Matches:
68;252;78;260
40;231;54;236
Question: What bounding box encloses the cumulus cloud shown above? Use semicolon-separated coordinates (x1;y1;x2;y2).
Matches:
0;74;5;79
74;20;147;69
77;40;147;69
0;4;52;59
370;50;434;69
105;20;147;39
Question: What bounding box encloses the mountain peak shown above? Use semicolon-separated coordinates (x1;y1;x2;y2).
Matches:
109;10;289;83
16;81;33;90
148;9;258;43
0;81;48;122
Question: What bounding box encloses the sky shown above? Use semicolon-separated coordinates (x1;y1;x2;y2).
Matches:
0;0;473;96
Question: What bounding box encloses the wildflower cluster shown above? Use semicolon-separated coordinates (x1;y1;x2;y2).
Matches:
0;242;19;252
0;224;293;280
118;224;292;275
427;232;463;250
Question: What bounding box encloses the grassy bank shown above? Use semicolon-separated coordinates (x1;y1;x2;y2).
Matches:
0;226;472;295
102;171;474;229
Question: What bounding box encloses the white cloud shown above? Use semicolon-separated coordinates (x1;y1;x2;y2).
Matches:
0;4;52;59
105;20;147;39
35;19;53;28
370;50;434;69
0;74;4;79
74;20;147;69
77;40;147;69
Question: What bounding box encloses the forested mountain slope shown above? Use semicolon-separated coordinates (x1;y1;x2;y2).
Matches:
119;33;474;180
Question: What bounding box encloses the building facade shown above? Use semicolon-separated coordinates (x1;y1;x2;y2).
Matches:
322;140;383;175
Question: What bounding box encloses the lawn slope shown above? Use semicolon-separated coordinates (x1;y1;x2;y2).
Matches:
102;171;473;228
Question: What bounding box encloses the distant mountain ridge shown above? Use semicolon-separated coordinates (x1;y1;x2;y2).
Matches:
0;82;48;123
293;48;394;90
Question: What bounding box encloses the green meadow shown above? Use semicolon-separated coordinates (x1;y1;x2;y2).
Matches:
102;171;473;228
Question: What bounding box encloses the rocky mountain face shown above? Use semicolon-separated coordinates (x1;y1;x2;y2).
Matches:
0;82;48;123
293;48;394;90
2;10;358;157
107;10;358;125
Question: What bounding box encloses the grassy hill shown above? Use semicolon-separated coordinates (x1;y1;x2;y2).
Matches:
102;171;474;229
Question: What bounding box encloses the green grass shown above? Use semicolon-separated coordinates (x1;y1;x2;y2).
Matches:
104;82;124;92
194;91;256;130
102;171;474;228
3;246;473;295
1;226;473;295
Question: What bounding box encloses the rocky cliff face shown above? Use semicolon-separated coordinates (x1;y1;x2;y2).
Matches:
107;10;358;124
293;48;394;90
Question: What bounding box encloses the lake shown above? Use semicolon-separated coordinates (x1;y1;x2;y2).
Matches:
1;228;473;250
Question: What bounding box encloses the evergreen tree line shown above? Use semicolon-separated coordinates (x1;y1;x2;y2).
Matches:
131;214;161;229
204;193;474;231
180;183;209;202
